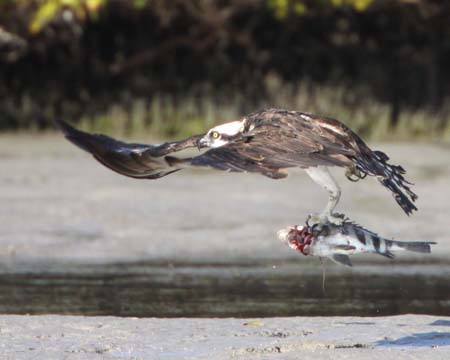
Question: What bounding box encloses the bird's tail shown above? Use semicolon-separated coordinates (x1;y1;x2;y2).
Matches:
352;149;418;215
386;239;436;254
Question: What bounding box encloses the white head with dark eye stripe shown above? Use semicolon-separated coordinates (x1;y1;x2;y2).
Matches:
198;120;244;149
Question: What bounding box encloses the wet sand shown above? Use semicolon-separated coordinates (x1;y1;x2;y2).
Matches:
1;314;450;359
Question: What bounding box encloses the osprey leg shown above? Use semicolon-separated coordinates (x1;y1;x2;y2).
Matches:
305;167;344;225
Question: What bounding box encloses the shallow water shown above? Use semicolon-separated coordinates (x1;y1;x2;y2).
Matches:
1;261;449;317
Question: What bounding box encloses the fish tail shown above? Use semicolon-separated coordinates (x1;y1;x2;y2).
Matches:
386;239;436;254
347;222;436;258
352;149;418;215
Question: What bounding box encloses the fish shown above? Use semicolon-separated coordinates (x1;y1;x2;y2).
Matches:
277;222;436;267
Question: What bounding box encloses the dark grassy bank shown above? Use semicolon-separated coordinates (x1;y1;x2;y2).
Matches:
1;0;450;140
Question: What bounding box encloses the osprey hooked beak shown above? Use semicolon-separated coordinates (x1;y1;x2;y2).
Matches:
197;136;209;150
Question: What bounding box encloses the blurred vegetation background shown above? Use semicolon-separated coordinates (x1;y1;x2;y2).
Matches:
0;0;449;140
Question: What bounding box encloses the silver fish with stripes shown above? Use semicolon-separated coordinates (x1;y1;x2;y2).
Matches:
277;222;436;267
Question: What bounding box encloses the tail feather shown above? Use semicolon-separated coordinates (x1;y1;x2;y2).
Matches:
353;149;418;215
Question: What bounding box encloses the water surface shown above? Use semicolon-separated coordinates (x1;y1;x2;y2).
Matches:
1;261;449;317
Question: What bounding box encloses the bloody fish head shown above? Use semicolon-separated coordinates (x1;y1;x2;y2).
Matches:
286;225;315;255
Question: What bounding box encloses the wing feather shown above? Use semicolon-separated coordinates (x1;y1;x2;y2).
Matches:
55;119;203;179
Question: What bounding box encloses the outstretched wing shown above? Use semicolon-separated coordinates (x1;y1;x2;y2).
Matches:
188;110;357;179
56;119;203;179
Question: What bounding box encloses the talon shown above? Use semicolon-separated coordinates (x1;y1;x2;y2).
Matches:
327;213;346;225
346;173;360;182
306;212;347;226
306;213;324;226
310;222;323;234
306;215;315;227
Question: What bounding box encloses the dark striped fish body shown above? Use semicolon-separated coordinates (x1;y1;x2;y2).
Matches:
278;222;436;267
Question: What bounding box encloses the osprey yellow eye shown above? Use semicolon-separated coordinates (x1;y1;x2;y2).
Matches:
212;131;220;139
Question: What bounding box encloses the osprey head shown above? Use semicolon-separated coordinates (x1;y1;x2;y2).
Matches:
198;120;244;149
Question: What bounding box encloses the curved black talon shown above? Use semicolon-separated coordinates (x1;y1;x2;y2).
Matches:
346;174;360;182
334;213;347;220
346;169;367;182
306;214;317;228
310;222;324;235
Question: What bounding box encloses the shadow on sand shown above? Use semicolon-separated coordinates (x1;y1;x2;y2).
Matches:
376;327;450;347
430;320;450;327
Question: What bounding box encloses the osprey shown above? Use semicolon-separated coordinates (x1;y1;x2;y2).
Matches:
56;108;417;224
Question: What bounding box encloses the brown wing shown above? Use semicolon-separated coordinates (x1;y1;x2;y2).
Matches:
190;110;357;178
56;119;203;179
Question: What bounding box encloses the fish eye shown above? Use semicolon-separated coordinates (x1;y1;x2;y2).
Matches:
211;131;220;139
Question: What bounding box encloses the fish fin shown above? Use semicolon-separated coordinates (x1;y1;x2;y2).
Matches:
380;250;396;259
331;254;353;267
334;245;356;251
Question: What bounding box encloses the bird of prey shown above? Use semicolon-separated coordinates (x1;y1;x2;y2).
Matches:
56;108;417;225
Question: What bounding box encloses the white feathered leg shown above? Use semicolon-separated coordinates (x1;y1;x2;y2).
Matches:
305;167;345;225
